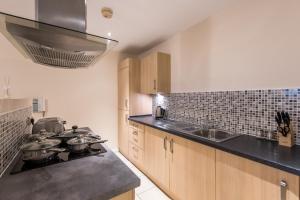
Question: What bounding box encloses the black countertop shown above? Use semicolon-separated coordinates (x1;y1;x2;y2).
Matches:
0;146;140;200
129;115;300;176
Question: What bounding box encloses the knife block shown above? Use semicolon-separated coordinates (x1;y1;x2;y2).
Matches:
278;127;295;147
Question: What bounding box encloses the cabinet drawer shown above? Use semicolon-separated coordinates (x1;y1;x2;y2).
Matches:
129;127;144;149
129;121;144;132
129;142;144;166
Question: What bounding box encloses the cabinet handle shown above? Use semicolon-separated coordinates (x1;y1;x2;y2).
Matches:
125;114;128;124
132;131;138;136
170;139;174;154
153;80;156;90
163;137;167;150
125;99;128;109
280;180;288;200
132;146;138;152
134;138;138;143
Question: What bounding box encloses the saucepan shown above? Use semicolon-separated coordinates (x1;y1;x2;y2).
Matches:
67;135;107;153
20;139;65;161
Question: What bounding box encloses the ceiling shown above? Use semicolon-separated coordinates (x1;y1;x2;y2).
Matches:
0;0;236;55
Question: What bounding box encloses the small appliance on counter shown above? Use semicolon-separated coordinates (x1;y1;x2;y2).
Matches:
275;111;294;147
155;106;166;119
32;117;66;134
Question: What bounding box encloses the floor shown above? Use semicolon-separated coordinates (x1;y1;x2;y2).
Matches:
114;151;171;200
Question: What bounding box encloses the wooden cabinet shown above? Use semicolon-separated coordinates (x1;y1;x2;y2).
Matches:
118;64;129;111
216;150;300;200
144;125;216;200
110;190;134;200
118;58;152;157
128;121;145;169
118;109;129;156
144;126;170;191
169;135;216;200
132;122;300;200
141;52;171;94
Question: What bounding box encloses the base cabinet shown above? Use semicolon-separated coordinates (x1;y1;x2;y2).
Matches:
118;109;129;156
169;135;216;200
144;127;170;191
110;190;134;200
216;150;300;200
125;122;300;200
144;126;216;200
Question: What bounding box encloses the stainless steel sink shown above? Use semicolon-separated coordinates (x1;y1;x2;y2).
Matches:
155;119;240;142
190;129;241;142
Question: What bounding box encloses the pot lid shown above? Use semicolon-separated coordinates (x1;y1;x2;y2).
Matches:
67;136;100;145
20;139;61;151
28;130;57;141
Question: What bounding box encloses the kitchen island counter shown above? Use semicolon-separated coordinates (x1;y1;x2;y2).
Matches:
0;147;140;200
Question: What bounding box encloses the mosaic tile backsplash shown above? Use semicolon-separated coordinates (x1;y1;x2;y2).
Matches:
0;107;32;175
153;89;300;144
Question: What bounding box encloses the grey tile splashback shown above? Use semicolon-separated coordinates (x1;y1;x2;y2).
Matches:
0;107;32;175
153;89;300;144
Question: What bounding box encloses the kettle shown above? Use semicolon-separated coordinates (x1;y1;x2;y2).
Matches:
155;106;166;119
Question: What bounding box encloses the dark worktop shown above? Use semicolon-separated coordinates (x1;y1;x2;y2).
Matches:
129;115;300;176
0;147;140;200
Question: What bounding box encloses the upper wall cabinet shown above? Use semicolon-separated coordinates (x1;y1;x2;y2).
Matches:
118;58;152;115
141;52;171;94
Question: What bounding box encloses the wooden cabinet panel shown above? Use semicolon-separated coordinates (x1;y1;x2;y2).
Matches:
118;109;129;156
144;126;169;191
141;52;170;94
118;66;129;111
128;142;144;168
110;190;134;200
216;150;300;200
169;135;216;200
129;127;144;150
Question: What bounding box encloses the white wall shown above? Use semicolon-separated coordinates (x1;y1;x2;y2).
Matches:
0;35;122;148
141;0;300;92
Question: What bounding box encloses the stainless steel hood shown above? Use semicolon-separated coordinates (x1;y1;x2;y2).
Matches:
0;0;118;69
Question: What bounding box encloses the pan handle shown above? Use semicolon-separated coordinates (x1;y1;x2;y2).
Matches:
48;148;66;153
89;140;108;145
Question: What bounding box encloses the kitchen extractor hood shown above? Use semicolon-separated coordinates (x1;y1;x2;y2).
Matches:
0;0;118;69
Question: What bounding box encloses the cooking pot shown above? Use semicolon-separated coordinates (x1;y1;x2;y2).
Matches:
67;135;107;153
54;125;90;143
20;139;65;161
28;129;57;142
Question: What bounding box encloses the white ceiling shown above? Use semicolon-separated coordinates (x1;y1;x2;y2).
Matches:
0;0;236;54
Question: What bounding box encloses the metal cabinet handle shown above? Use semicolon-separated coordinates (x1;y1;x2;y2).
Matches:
132;131;138;136
170;139;174;154
125;99;128;109
163;137;167;150
153;80;156;90
280;180;288;200
132;146;138;152
125;114;128;124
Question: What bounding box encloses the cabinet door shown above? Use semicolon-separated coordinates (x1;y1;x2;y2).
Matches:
216;150;300;200
118;109;129;156
144;126;169;191
169;135;216;200
118;66;129;111
141;54;157;94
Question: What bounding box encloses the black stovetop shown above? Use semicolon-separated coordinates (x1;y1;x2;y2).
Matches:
10;143;107;174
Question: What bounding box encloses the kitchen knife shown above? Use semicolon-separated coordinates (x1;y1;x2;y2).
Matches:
277;112;282;124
